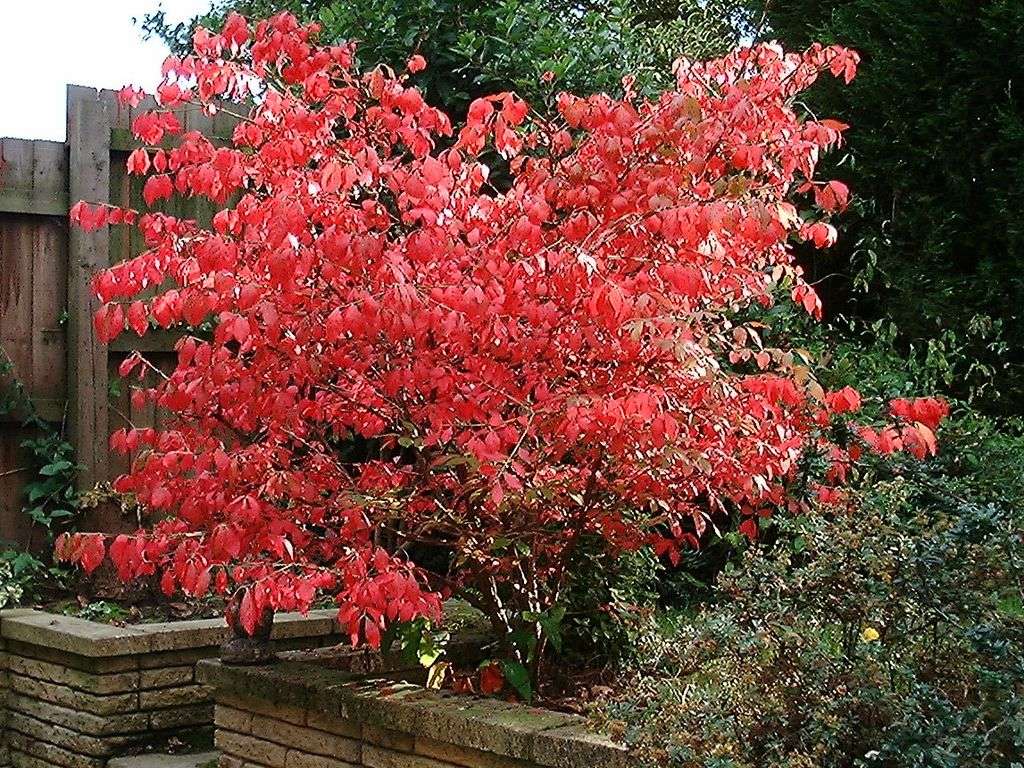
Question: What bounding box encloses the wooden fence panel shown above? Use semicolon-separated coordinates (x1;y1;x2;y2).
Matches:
0;86;236;546
0;138;70;547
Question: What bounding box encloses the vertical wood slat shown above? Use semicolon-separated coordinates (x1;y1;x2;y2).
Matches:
0;219;33;387
30;137;70;419
0;141;34;398
30;139;70;409
1;142;43;392
0;426;34;548
0;140;33;190
0;139;69;215
66;85;112;490
30;221;68;408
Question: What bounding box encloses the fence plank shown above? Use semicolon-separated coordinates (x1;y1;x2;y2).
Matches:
0;141;69;545
66;85;112;490
31;139;68;195
0;216;35;391
0;140;69;215
30;220;68;413
0;426;34;547
0;139;33;190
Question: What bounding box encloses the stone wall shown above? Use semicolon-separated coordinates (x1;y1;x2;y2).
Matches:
0;609;345;768
198;654;630;768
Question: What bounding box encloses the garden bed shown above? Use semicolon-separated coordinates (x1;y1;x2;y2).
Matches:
197;647;629;768
0;608;345;768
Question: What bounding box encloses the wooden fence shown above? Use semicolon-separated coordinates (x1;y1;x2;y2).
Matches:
0;85;235;547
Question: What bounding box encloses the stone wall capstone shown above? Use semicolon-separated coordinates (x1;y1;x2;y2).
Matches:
197;653;630;768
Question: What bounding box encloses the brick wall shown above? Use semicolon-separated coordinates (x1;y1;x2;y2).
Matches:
0;636;8;768
0;609;344;768
199;655;629;768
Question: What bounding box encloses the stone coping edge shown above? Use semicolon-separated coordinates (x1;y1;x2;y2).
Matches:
196;656;630;768
0;608;340;657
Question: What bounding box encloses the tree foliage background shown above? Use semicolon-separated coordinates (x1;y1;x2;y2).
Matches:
755;0;1024;412
143;0;748;118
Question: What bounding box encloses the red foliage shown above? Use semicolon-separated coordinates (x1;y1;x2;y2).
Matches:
58;13;941;651
479;663;505;695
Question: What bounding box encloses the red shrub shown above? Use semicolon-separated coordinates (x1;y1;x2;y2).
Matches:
59;13;941;666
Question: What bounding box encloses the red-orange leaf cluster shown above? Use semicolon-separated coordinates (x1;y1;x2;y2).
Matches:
57;14;939;649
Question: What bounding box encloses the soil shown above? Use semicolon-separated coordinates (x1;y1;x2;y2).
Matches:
534;666;619;714
25;562;333;625
427;653;618;714
35;593;227;625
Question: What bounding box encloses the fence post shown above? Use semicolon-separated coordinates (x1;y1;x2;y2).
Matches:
66;86;111;490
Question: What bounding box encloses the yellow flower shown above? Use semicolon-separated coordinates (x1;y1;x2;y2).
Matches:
860;626;880;643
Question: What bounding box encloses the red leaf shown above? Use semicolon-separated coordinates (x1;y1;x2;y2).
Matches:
79;534;107;574
143;175;173;207
230;315;250;343
182;293;210;326
161;570;176;596
127;149;150;175
363;617;381;649
320;161;344;194
479;663;504;695
118;86;145;108
127;301;149;336
223;12;250;49
94;303;125;343
239;590;259;636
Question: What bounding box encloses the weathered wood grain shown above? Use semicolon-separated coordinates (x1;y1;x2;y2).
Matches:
66;85;112;491
0;86;238;545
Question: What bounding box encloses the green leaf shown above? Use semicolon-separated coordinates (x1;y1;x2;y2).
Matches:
538;605;566;654
507;629;537;662
499;660;532;703
27;484;50;503
997;593;1024;617
418;642;444;668
39;460;72;477
28;508;52;526
10;552;42;576
416;627;448;668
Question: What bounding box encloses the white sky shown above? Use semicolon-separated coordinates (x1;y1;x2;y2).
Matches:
0;1;211;141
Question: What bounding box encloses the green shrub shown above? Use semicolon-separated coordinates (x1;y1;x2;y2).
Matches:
0;559;24;609
597;474;1024;767
559;545;663;667
753;0;1024;411
143;0;747;119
